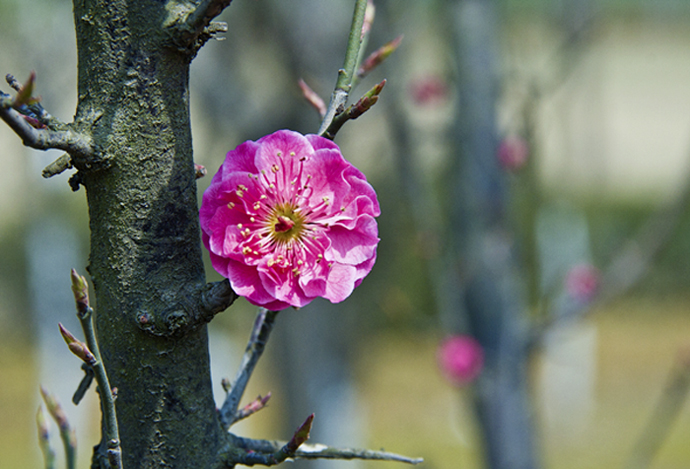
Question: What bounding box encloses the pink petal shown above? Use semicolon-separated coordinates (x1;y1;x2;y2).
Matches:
325;215;379;265
323;263;357;303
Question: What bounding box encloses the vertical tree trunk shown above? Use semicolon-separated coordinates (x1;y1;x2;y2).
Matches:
71;2;224;466
449;1;540;468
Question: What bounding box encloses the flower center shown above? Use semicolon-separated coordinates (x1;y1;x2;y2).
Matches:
267;203;305;244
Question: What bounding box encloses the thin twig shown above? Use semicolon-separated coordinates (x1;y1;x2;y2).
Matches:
232;414;314;467
230;392;272;426
70;269;122;469
40;388;77;469
318;0;368;136
0;102;92;157
230;432;423;465
220;308;279;429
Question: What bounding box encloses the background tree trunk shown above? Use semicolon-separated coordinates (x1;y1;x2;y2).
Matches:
449;1;540;468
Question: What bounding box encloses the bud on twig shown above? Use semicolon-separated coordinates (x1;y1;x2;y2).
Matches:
194;163;207;179
70;269;90;316
357;35;403;80
11;71;40;108
285;413;314;455
298;79;327;118
59;323;96;365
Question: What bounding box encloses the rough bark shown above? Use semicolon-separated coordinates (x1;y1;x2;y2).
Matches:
70;1;227;467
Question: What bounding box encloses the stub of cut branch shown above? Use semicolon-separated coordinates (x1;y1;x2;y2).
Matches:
42;154;72;178
200;278;238;321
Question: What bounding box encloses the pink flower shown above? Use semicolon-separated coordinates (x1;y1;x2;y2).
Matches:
565;264;600;302
497;136;529;171
200;130;380;311
437;336;484;386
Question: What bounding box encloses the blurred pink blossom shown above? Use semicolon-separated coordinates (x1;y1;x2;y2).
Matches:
409;75;448;106
565;264;600;301
497;136;529;171
200;130;380;311
437;335;484;386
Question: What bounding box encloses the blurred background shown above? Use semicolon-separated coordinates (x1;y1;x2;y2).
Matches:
2;0;690;468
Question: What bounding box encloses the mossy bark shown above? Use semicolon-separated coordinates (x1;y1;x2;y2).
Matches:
71;1;225;467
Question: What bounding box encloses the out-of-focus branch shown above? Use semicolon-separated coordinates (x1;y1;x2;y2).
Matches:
625;351;690;469
219;308;278;429
40;388;76;469
529;162;690;348
36;405;56;469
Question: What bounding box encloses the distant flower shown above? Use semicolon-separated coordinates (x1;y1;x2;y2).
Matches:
200;130;380;311
437;336;484;386
565;264;600;302
497;136;529;171
409;75;448;106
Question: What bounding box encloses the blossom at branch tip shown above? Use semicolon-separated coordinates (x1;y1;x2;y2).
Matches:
200;130;380;311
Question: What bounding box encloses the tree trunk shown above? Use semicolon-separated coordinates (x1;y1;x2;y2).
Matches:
449;1;540;468
72;2;224;467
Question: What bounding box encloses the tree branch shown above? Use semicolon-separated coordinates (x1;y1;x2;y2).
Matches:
167;0;232;54
219;308;278;429
0;101;92;157
226;414;314;466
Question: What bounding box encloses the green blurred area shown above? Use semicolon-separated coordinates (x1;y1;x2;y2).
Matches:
2;297;690;468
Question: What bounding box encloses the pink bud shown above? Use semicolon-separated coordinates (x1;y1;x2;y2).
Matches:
437;335;484;386
565;264;600;301
497;136;529;171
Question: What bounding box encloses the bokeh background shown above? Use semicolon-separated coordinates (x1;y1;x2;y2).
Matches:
2;0;690;468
